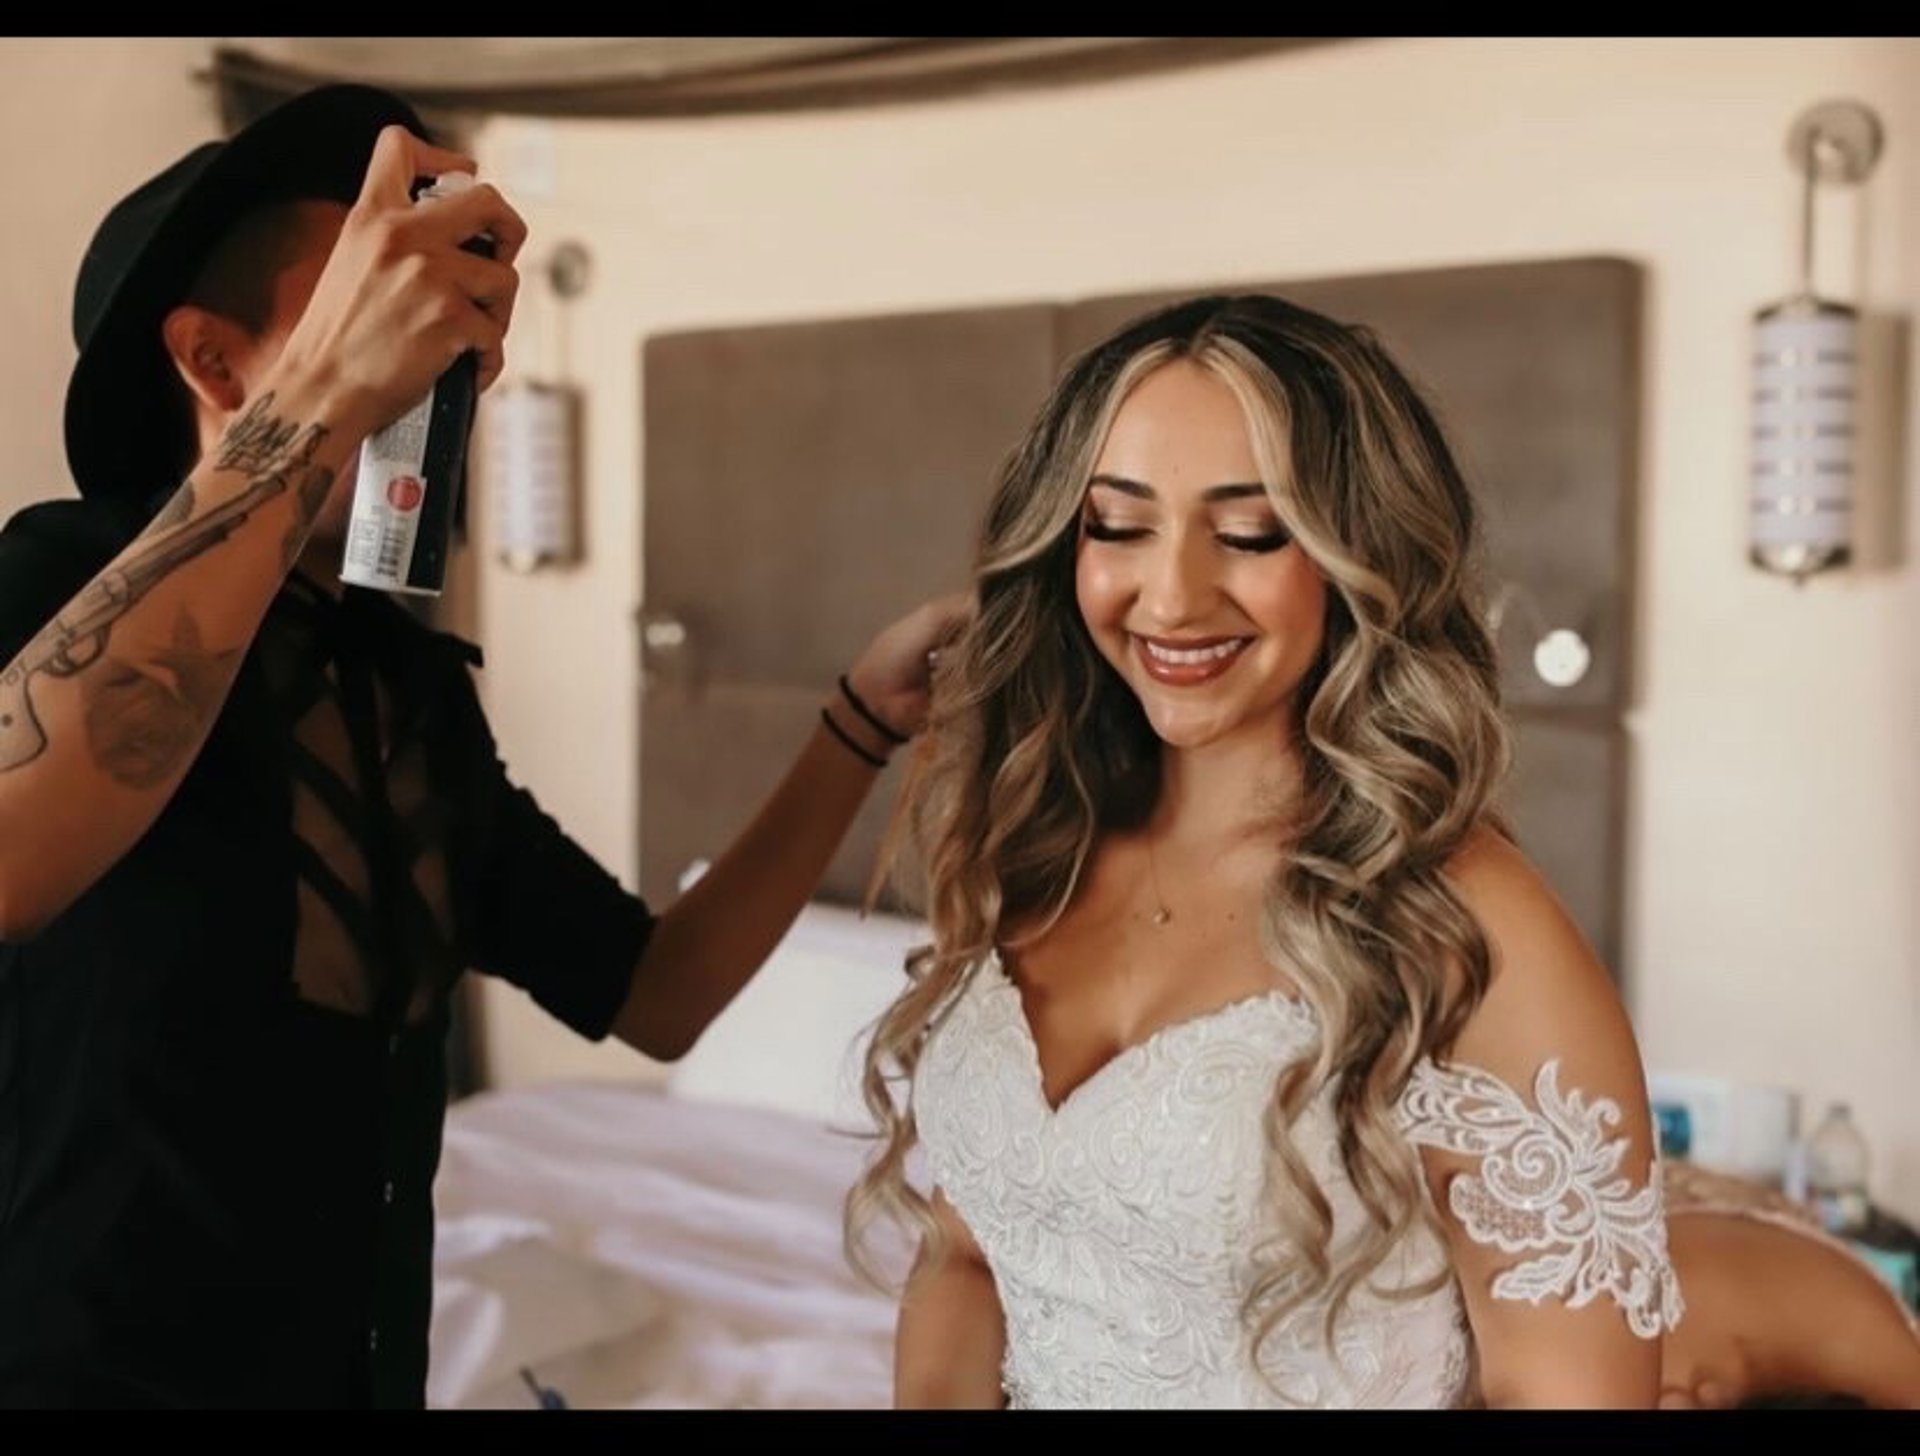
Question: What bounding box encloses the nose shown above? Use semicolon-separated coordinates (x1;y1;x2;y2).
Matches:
1137;527;1217;631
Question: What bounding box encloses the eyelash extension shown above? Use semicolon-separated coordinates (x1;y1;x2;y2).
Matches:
1218;529;1292;554
1083;518;1293;554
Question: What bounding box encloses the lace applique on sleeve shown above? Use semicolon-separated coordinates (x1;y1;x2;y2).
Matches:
1397;1057;1685;1339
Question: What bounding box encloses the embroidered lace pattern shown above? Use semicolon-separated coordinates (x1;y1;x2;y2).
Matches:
913;955;1682;1408
1397;1058;1685;1340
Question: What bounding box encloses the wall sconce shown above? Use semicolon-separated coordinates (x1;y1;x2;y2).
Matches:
1749;100;1883;581
487;380;580;572
485;241;591;572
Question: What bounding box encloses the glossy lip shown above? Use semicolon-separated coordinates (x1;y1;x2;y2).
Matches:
1129;632;1254;686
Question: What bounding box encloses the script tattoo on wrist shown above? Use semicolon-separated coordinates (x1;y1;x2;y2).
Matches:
214;394;309;476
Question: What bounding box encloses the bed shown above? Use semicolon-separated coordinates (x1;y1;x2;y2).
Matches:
427;901;922;1410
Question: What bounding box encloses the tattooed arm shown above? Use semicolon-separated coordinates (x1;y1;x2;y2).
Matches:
0;397;358;939
0;125;525;940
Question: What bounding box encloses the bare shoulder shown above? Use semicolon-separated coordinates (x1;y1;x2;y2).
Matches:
1439;825;1639;1089
1442;826;1585;961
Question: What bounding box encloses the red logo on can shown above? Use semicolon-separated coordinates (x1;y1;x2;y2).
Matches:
386;475;424;513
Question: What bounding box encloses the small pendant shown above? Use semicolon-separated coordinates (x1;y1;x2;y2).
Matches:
1151;907;1172;927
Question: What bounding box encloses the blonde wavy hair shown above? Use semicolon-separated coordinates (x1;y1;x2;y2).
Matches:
845;293;1512;1381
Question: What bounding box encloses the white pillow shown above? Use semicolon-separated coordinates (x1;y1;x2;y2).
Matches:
664;898;929;1129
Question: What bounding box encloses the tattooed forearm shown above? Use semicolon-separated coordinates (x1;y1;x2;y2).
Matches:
281;464;337;568
0;399;331;775
80;610;241;790
147;482;197;536
214;393;307;476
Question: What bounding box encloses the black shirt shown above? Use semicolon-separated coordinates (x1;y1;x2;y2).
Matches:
0;494;655;1408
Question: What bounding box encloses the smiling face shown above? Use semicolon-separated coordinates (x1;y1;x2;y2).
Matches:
1073;358;1328;755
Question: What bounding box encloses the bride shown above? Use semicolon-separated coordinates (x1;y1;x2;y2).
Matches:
845;293;1683;1408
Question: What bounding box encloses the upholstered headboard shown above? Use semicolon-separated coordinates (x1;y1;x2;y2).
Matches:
638;258;1641;973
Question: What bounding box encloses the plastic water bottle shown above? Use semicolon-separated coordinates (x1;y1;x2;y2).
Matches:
1802;1101;1871;1236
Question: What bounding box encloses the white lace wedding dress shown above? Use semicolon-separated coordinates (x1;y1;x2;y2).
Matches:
914;952;1683;1409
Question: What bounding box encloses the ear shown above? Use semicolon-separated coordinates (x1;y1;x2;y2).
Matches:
160;303;247;415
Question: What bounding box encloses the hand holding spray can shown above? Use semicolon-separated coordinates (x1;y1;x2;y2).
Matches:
340;171;497;595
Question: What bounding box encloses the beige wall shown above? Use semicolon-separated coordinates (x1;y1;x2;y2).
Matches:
0;39;221;520
466;37;1920;1218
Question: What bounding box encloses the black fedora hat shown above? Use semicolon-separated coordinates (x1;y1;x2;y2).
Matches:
63;82;429;503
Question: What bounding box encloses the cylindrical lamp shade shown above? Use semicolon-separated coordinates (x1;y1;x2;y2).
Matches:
485;380;581;572
1750;296;1857;577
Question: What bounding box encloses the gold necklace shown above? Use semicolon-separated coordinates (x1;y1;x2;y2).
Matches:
1145;836;1173;927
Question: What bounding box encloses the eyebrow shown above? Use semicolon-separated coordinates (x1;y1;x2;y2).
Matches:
1087;473;1270;504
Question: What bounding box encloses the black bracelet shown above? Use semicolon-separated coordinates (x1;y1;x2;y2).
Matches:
838;673;910;746
819;706;888;770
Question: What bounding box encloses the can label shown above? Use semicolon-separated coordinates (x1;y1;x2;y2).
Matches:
341;390;437;593
337;169;489;597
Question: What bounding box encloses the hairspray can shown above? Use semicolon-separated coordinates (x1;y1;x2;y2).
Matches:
340;171;495;595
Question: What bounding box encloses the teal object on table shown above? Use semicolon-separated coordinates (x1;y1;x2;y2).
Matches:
1653;1101;1692;1160
1845;1240;1919;1311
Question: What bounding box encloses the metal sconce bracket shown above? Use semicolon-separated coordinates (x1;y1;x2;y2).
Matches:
546;241;592;302
1784;99;1882;305
1786;101;1883;188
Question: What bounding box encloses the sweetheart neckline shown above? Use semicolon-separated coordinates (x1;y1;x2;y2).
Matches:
981;949;1317;1120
